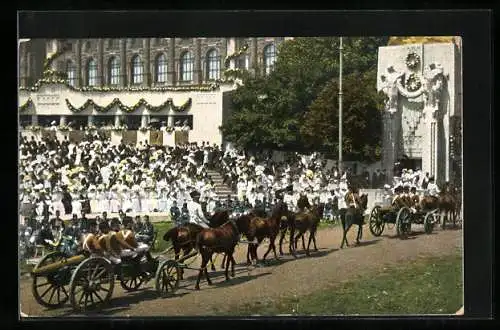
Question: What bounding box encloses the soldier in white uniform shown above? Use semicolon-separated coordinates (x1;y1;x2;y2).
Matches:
426;177;440;197
88;185;98;214
109;186;121;213
187;191;210;228
51;187;65;215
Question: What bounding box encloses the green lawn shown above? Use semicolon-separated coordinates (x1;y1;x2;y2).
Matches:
215;254;463;316
151;221;174;253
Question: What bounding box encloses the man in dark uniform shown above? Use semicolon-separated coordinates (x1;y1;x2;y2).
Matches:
49;210;66;234
79;210;90;233
61;186;72;215
133;215;143;232
137;215;154;244
64;214;81;238
170;200;181;225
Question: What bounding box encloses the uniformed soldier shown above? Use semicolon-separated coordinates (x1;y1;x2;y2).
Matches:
427;177;440;197
170;200;181;225
186;191;210;228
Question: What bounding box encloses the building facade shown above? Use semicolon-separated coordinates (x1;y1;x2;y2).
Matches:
18;37;288;146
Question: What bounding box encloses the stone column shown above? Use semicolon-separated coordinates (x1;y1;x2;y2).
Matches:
251;37;258;75
167;38;176;85
221;38;228;76
60;116;67;126
141;115;148;128
167;115;174;127
193;39;202;84
32;115;38;126
120;39;127;87
382;111;397;184
88;116;95;126
143;38;151;87
75;40;82;88
114;115;120;126
98;39;104;86
227;38;236;70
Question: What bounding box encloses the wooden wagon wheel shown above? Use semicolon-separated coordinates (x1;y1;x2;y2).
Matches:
31;251;71;308
119;274;144;292
69;257;114;312
396;207;412;238
424;212;436;234
155;260;180;297
369;206;385;237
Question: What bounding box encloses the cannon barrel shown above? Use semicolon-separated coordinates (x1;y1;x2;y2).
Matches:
31;254;86;276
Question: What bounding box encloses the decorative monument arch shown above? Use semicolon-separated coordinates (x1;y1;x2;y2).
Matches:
377;40;462;186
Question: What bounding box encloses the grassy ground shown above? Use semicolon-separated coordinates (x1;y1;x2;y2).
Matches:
214;254;463;316
151;221;174;253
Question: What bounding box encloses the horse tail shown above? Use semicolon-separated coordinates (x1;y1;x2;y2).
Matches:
163;227;178;242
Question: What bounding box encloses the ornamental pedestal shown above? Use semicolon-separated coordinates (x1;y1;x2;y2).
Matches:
111;130;123;145
56;131;69;141
137;130;150;146
163;131;175;146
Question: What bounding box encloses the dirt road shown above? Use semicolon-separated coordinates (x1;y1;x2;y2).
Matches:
20;224;462;317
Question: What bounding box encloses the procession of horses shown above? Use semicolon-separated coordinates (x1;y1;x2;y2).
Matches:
26;183;461;313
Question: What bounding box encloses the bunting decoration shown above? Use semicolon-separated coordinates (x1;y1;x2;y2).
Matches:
65;97;192;114
18;97;34;112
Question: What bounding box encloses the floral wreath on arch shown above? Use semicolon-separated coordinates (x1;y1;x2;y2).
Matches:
405;73;422;92
405;51;420;70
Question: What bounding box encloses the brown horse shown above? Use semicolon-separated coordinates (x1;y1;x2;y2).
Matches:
208;210;230;228
194;220;241;290
291;204;325;256
278;194;311;256
246;202;289;264
163;223;219;279
438;184;460;228
340;194;368;248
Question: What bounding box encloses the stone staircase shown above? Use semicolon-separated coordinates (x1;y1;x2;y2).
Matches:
206;169;238;200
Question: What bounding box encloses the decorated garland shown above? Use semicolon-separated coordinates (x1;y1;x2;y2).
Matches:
405;73;422;92
65;97;192;114
18;98;33;112
405;51;420;70
20;78;221;93
224;43;249;68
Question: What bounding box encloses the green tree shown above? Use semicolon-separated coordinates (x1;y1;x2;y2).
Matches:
300;70;385;162
220;37;388;158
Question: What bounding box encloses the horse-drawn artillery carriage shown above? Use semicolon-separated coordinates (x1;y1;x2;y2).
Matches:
30;235;182;312
368;193;438;238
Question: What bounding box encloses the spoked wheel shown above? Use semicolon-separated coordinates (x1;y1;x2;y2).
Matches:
369;206;385;237
69;257;114;312
120;275;144;292
396;207;412;238
31;251;71;308
155;260;180;297
424;212;435;234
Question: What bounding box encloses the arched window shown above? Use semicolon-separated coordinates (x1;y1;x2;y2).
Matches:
206;49;220;80
156;53;168;83
263;44;277;75
180;51;193;82
131;55;143;84
66;60;76;87
108;57;120;85
87;58;97;86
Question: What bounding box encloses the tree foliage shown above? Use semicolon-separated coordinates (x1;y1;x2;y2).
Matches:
220;37;388;160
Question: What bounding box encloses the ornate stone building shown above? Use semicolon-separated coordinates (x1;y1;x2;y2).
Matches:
18;37;288;146
377;38;462;186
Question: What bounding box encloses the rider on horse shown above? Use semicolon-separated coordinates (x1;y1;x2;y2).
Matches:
187;191;210;228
